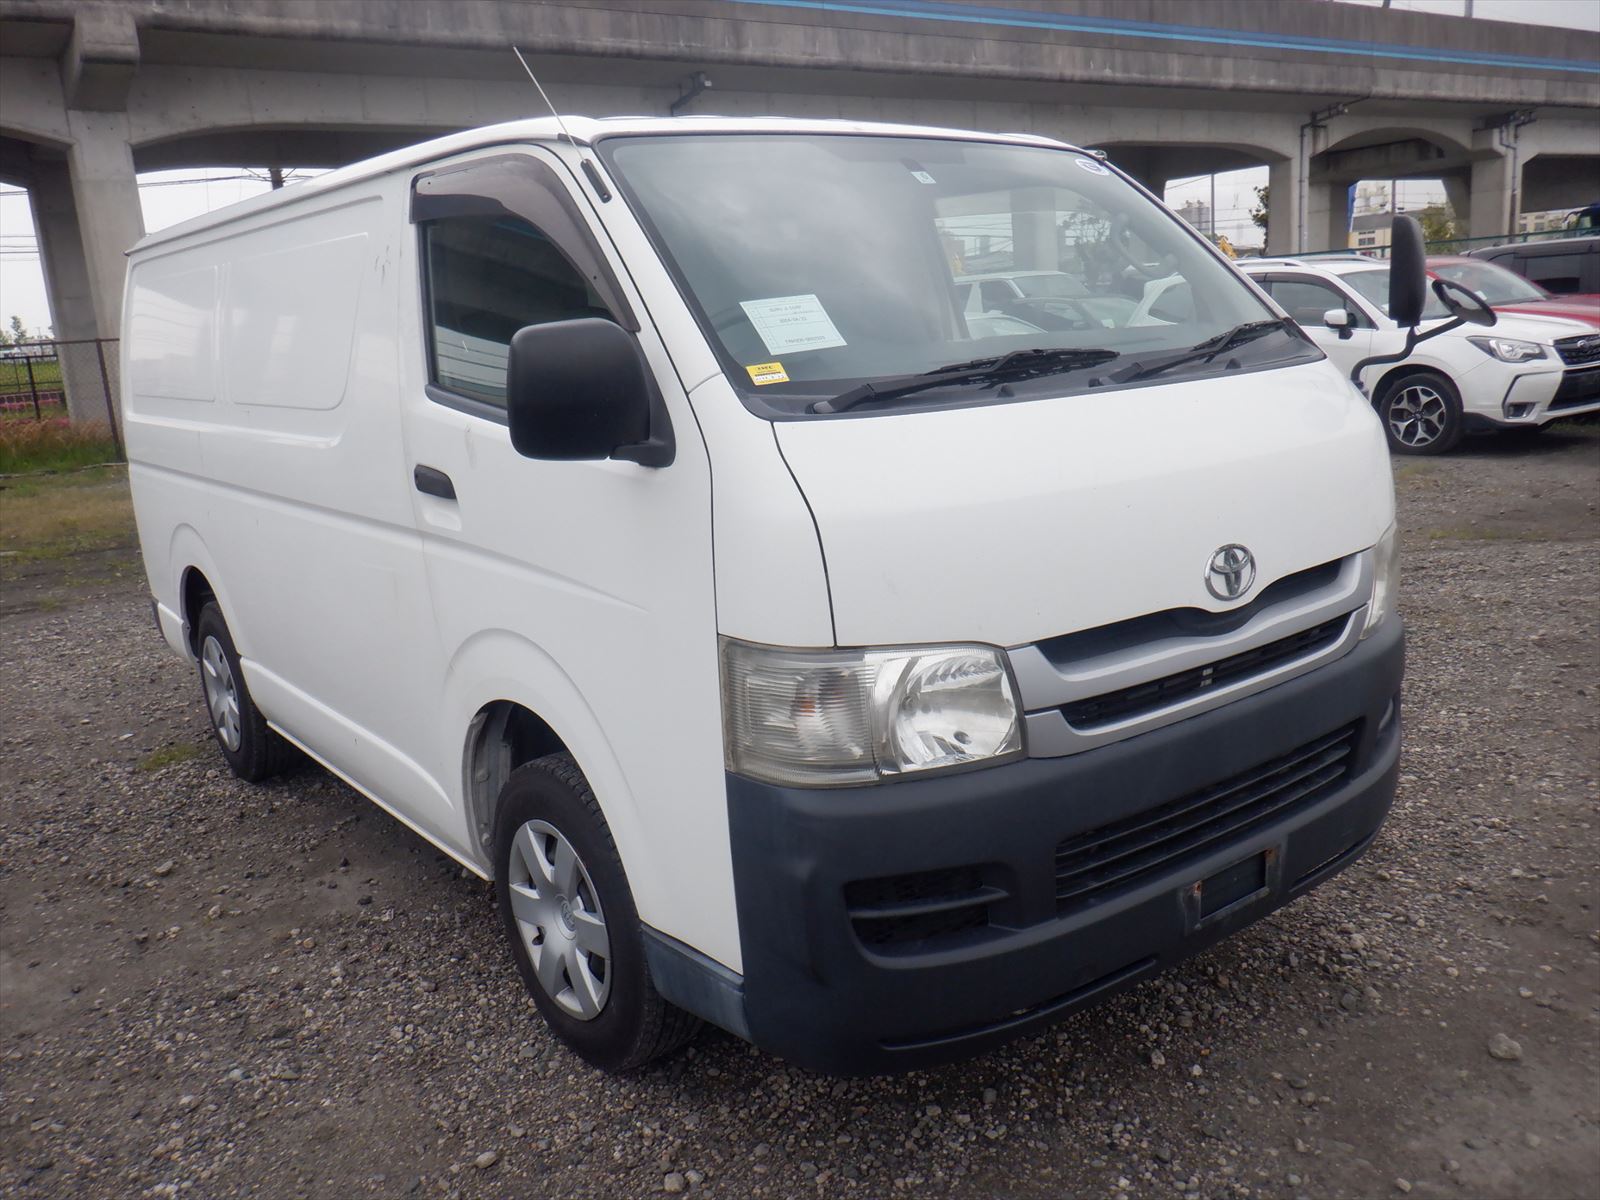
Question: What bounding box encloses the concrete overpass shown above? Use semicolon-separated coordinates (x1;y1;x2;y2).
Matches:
2;0;1597;399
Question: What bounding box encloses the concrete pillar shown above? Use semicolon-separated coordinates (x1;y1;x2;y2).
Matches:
1266;158;1300;256
1304;180;1350;254
1441;173;1471;231
1466;152;1515;240
26;155;110;423
62;110;143;346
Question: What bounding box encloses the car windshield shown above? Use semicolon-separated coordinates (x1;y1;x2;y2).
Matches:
600;133;1310;415
1429;259;1548;304
1342;268;1450;321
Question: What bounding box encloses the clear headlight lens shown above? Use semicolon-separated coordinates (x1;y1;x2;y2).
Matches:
1468;336;1546;363
1362;522;1399;639
720;639;1024;787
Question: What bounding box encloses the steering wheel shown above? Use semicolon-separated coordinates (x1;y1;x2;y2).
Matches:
1107;214;1176;281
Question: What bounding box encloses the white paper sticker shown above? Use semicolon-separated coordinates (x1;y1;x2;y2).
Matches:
1075;156;1110;175
739;294;848;355
910;170;937;185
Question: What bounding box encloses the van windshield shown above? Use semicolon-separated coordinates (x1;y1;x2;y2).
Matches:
600;133;1313;416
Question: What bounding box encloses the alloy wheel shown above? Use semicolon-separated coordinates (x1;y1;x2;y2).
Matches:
1388;383;1449;449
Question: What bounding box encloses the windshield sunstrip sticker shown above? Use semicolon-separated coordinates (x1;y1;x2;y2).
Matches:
746;361;791;385
739;294;848;355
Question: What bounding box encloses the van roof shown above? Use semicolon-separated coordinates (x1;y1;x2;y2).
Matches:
130;116;1077;255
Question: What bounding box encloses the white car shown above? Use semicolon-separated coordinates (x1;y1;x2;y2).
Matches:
1239;256;1600;453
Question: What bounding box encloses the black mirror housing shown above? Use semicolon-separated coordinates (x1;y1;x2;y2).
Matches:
506;318;671;465
1388;215;1428;328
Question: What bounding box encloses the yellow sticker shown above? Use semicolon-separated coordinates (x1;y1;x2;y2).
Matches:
746;361;789;385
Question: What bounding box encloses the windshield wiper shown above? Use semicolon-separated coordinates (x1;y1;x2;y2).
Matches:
811;347;1120;414
1109;320;1289;384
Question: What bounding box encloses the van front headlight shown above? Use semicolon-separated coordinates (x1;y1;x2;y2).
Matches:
1362;522;1399;639
720;639;1024;787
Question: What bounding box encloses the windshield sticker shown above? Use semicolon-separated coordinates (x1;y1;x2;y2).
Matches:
910;169;937;185
1075;156;1110;175
739;294;848;355
745;361;790;386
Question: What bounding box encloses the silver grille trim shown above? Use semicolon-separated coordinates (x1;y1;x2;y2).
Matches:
1013;551;1371;758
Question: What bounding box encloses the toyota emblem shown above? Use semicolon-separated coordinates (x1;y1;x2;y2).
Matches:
1205;544;1256;601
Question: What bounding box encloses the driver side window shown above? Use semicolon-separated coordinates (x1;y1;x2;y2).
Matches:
422;215;612;407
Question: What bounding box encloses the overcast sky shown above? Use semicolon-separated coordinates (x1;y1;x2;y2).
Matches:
2;0;1595;336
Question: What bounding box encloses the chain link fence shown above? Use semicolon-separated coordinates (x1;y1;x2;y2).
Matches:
0;338;123;460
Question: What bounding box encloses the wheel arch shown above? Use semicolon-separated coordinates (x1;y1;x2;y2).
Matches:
446;630;643;888
167;524;237;661
1371;361;1457;407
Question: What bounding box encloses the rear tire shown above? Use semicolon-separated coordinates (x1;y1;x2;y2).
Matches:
494;753;700;1071
1378;370;1464;455
194;602;298;782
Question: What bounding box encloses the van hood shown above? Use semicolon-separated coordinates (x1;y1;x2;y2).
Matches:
774;360;1392;649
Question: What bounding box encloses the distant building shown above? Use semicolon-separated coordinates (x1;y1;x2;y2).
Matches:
1517;209;1567;234
1175;200;1212;232
1349;212;1391;251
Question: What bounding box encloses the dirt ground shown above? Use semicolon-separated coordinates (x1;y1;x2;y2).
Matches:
2;424;1597;1200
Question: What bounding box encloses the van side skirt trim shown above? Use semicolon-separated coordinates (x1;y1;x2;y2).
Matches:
261;716;492;882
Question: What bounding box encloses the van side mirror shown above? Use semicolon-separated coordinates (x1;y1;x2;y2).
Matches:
1388;215;1428;328
506;318;673;467
1430;277;1498;327
1323;308;1354;339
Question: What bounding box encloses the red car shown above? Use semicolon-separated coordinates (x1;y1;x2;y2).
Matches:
1427;255;1600;328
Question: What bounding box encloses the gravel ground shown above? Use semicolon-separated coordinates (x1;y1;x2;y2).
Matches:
3;424;1597;1200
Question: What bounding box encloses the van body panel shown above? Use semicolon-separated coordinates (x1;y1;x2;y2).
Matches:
687;377;835;648
392;146;738;970
774;360;1393;649
125;189;450;839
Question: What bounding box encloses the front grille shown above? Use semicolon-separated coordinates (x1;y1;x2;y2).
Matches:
1550;366;1600;411
1554;334;1600;367
846;866;1004;952
1054;723;1358;914
1060;615;1349;729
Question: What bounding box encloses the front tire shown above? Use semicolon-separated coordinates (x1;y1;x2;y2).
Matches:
493;754;700;1071
194;602;297;782
1379;370;1464;455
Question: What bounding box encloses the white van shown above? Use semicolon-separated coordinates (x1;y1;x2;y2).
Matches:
123;117;1405;1075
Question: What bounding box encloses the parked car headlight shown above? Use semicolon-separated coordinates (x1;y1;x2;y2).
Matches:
1362;522;1398;639
1468;336;1546;363
720;639;1024;786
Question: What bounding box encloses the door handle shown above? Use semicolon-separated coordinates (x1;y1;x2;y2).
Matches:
413;464;456;500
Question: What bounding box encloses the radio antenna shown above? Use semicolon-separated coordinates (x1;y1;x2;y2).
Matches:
509;45;611;201
512;46;577;145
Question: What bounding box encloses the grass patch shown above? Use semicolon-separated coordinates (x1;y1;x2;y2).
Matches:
138;742;205;772
0;418;120;474
0;466;136;562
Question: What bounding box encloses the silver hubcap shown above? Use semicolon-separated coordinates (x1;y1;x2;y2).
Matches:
507;820;611;1020
200;635;242;752
1388;384;1448;448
